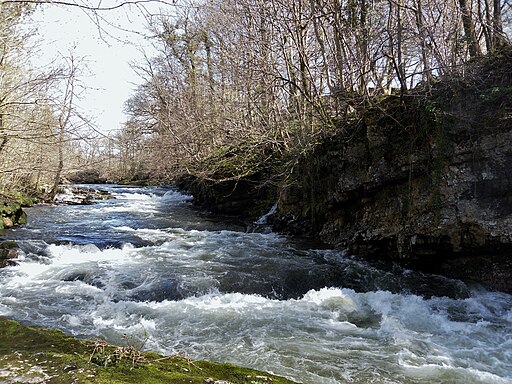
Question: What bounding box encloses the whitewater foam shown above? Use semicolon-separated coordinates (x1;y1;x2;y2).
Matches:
1;186;511;383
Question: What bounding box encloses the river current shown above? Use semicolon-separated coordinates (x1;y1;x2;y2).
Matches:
0;185;511;383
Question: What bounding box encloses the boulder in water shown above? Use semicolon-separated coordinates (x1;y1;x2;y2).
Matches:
54;186;114;205
0;240;18;268
2;217;13;228
0;199;27;229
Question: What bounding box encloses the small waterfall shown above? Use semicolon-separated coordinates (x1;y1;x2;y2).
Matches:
255;203;278;225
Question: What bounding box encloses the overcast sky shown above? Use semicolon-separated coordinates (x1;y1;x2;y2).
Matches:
30;3;164;135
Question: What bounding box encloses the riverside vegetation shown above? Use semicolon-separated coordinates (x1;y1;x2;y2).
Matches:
1;1;512;382
0;318;296;384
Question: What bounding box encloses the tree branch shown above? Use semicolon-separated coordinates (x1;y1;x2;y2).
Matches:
0;0;176;11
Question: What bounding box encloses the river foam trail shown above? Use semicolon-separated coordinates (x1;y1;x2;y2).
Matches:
1;185;511;384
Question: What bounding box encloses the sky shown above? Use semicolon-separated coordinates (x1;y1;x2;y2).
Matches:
30;2;167;136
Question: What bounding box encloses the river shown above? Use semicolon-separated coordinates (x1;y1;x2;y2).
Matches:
0;185;511;383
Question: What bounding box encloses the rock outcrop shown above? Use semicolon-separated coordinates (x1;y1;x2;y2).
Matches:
54;186;114;205
273;50;512;292
0;199;28;230
178;49;512;292
0;241;18;268
0;318;296;384
177;174;275;220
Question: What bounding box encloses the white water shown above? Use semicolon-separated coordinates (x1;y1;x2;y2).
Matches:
0;185;511;384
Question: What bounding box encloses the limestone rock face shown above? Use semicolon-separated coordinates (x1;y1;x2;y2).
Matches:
273;52;512;292
177;175;274;220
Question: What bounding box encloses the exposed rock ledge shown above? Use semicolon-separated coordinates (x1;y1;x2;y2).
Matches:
181;50;512;293
273;51;512;293
54;186;114;205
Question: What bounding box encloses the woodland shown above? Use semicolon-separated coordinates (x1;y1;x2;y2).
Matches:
1;3;512;381
0;0;510;195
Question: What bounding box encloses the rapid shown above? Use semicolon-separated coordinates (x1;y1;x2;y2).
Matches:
0;185;511;384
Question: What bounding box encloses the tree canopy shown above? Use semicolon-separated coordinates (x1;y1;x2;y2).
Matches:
0;0;510;191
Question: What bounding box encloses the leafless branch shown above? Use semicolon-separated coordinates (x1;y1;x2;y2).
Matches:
0;0;176;11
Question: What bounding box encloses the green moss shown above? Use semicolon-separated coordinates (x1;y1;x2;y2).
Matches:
12;191;36;207
17;210;27;225
0;241;18;249
0;318;297;384
0;198;28;228
0;199;21;216
479;86;512;102
0;190;36;207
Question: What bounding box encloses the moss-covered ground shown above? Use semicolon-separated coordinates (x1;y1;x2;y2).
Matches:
0;318;297;384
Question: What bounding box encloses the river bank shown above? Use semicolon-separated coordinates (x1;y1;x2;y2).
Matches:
177;48;512;293
0;187;298;383
0;317;296;384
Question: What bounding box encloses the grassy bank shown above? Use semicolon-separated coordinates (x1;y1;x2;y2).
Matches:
0;318;296;384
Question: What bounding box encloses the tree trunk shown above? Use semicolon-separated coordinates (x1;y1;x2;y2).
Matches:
396;0;407;93
359;0;369;94
459;0;482;58
49;125;65;200
492;0;506;48
415;0;432;84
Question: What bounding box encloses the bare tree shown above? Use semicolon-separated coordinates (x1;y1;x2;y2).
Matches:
3;0;510;186
0;1;175;10
459;0;482;57
49;54;78;199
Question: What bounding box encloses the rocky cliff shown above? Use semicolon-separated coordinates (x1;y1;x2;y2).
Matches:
180;49;512;292
274;49;512;292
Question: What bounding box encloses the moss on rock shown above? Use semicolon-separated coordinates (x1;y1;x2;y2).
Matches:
0;192;34;230
0;318;296;384
0;241;18;268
